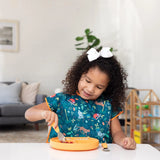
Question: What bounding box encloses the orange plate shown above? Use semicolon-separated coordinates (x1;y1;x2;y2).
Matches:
50;137;99;151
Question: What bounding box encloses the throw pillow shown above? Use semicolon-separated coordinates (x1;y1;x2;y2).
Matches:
0;82;22;104
21;82;40;105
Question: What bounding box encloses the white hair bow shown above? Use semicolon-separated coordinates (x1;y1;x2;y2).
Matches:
87;47;113;62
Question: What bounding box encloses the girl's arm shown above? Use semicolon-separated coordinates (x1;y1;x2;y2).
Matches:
25;102;58;127
111;117;136;150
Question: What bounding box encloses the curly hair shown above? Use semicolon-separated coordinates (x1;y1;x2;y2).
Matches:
62;52;128;111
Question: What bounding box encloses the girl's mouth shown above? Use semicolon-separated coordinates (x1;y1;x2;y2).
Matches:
83;90;92;98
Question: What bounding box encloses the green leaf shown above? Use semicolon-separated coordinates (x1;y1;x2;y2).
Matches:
76;47;87;50
97;46;102;51
75;36;84;41
91;39;100;47
75;42;84;46
85;28;91;35
87;35;96;43
110;48;113;52
74;28;103;52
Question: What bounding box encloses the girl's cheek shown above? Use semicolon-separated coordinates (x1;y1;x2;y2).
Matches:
79;79;86;86
78;81;85;90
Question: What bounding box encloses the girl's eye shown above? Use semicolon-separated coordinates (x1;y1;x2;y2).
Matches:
86;79;90;83
97;86;103;89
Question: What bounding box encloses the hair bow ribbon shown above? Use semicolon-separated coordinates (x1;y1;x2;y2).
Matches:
87;47;113;62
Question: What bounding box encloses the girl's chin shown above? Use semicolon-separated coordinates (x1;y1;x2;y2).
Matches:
80;93;96;100
80;95;89;100
81;91;91;99
79;93;89;100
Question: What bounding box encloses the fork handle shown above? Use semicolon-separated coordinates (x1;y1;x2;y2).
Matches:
102;143;108;148
51;122;60;133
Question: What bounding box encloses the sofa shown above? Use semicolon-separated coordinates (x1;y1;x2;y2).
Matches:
0;82;47;130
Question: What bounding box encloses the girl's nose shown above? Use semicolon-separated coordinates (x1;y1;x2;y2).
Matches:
87;84;95;93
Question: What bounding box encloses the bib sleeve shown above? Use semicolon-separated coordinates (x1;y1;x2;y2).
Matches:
111;107;123;121
45;93;60;112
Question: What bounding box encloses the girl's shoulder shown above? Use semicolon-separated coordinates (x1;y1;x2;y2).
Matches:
97;96;111;104
48;92;77;100
93;96;112;108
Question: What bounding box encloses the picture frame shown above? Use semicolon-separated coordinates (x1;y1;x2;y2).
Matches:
0;19;19;52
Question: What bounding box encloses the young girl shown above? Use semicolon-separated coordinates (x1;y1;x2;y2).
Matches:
25;47;136;150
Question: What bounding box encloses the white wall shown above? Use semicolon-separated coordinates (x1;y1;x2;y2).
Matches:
0;0;160;98
0;0;118;95
118;0;160;97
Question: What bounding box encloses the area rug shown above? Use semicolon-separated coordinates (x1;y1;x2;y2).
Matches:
0;123;48;143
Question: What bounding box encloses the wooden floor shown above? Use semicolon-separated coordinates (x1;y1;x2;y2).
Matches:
0;123;48;143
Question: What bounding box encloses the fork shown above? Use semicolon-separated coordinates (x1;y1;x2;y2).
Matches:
102;143;110;152
51;122;66;142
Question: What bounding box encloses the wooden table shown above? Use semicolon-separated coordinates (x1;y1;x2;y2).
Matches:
0;143;159;160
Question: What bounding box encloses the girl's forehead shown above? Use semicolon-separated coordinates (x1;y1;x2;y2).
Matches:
87;67;107;75
83;67;110;84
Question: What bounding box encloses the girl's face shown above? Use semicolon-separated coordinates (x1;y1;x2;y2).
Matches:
78;67;110;100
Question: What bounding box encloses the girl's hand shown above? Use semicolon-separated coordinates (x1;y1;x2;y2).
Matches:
121;137;136;150
41;110;58;128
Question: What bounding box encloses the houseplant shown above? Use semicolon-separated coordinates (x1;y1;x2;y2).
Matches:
75;28;113;52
